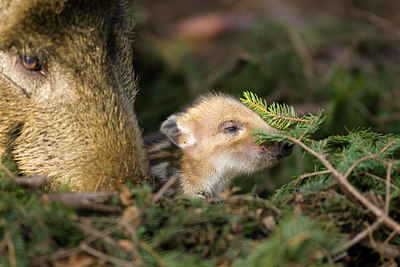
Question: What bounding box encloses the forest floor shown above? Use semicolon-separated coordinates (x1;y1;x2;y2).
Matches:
1;0;400;266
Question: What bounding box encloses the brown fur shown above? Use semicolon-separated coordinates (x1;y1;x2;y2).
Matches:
0;0;149;191
146;94;292;198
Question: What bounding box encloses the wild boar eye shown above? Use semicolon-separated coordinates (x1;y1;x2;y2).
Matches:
220;121;241;134
224;126;238;133
22;55;41;71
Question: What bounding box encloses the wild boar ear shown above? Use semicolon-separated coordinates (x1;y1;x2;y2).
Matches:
160;114;197;149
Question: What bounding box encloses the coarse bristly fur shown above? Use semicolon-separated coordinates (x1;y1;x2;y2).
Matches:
145;94;292;198
0;0;149;191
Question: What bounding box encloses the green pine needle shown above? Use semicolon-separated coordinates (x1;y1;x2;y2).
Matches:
241;91;325;143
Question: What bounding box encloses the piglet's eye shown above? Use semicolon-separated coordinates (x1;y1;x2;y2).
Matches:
224;126;238;133
22;55;41;71
220;121;241;134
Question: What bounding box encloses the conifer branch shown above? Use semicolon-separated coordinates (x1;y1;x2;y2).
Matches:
285;135;400;234
241;92;311;123
241;91;324;140
242;91;400;235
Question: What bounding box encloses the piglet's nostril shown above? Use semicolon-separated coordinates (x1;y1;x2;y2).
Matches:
260;142;268;147
278;142;293;157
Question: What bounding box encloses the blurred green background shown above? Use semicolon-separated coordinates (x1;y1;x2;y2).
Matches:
131;0;400;197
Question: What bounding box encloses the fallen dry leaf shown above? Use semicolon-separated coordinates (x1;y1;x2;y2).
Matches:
118;239;135;253
262;216;276;231
122;205;141;228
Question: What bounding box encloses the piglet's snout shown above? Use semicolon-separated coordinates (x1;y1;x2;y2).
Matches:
260;142;293;158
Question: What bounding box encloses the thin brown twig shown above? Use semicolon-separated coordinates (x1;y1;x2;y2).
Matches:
78;216;119;224
298;117;318;142
5;230;17;267
321;35;361;85
378;138;400;155
138;240;165;267
120;221;142;263
152;174;179;203
295;170;331;183
344;138;400;179
361;240;400;259
332;218;383;256
344;155;375;179
93;161;106;192
0;218;23;259
385;163;392;215
351;8;400;41
78;207;143;257
381;230;398;258
94;175;104;192
80;243;134;267
0;223;7;254
284;20;316;86
77;208;144;265
0;161;17;179
285;135;400;234
366;221;378;250
320;245;335;267
81;219;130;245
77;223;119;248
32;247;82;266
361;171;400;192
46;192;121;213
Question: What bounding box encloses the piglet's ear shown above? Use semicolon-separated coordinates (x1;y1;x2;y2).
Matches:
160;114;197;149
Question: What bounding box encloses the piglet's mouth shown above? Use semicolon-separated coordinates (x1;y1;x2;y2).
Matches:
260;142;293;158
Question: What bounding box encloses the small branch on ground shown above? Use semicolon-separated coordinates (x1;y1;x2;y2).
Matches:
44;192;121;213
152;174;179;203
15;174;52;189
385;163;392;214
332;218;383;256
79;243;133;267
361;240;400;259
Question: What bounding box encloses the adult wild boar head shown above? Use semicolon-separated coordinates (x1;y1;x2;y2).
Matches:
0;0;149;191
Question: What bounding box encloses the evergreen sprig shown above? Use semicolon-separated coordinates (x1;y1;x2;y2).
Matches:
241;91;325;143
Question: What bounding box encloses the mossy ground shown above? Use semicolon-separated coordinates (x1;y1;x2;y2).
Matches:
1;0;400;266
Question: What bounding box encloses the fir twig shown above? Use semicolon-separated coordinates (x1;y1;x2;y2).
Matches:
241;92;312;131
241;91;324;142
285;135;400;234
